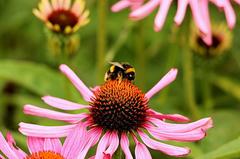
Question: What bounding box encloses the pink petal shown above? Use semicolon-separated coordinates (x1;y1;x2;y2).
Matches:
77;127;102;159
59;64;94;102
154;0;173;32
234;0;240;5
174;0;188;25
111;0;131;12
138;130;190;157
199;0;212;45
146;124;206;142
6;132;27;158
43;138;62;153
0;132;18;159
19;122;76;138
42;96;90;110
147;109;190;122
148;117;213;133
145;68;178;99
24;104;87;123
129;0;160;20
223;1;236;29
104;131;119;157
189;0;209;35
120;133;133;159
95;131;111;159
61;123;87;159
135;141;152;159
27;137;44;153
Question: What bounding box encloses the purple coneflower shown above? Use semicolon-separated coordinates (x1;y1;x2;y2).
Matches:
112;0;240;45
19;64;212;158
33;0;89;34
0;123;86;159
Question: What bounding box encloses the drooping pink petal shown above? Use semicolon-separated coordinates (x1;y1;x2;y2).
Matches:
0;132;18;159
104;131;119;158
147;109;190;122
19;122;76;138
27;137;44;153
135;141;152;159
6;132;27;158
154;0;173;32
61;123;87;159
234;0;240;5
77;127;102;159
146;124;206;142
189;0;209;35
222;1;236;29
120;133;133;159
199;0;212;45
111;0;131;12
42;96;90;110
145;68;178;99
59;64;94;102
138;130;190;157
43;138;62;153
129;0;160;20
24;104;87;123
174;0;188;25
95;131;111;159
148;117;213;133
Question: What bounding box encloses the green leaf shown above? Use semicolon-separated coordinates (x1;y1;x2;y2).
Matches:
0;59;83;101
210;74;240;101
196;137;240;159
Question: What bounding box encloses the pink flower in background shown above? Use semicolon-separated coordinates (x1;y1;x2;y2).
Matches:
111;0;144;12
19;64;212;158
0;124;86;159
112;0;240;45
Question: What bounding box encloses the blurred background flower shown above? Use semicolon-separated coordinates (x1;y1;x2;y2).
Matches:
190;22;232;58
33;0;90;34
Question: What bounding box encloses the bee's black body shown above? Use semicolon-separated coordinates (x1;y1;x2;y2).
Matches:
105;62;136;82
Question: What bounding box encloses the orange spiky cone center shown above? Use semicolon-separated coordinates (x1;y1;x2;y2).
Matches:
90;80;149;132
25;151;64;159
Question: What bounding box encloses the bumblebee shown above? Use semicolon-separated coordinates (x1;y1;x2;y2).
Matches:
104;62;136;82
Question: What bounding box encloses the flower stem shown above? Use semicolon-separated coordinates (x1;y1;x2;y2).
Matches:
202;78;214;112
97;0;107;83
181;46;200;119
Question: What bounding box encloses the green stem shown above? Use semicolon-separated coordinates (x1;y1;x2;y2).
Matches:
182;47;200;119
201;78;214;112
134;22;146;89
97;0;107;83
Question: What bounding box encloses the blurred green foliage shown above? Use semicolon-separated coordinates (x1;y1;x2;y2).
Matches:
0;0;240;159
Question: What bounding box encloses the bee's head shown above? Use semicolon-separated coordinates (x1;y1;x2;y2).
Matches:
122;64;135;81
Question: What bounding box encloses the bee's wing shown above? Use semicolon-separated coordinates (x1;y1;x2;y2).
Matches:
109;62;124;69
